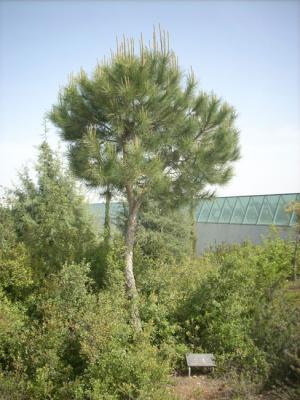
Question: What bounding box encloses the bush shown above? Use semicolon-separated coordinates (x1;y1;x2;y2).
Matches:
177;238;300;385
2;162;299;398
0;258;175;400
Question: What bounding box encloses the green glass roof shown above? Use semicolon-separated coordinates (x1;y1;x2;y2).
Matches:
196;193;300;226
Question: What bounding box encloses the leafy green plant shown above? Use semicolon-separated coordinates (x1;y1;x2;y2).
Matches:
177;238;300;385
9;142;99;282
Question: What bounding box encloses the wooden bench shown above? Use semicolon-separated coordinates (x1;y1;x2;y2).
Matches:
186;353;215;377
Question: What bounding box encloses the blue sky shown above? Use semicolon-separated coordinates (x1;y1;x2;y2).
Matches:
0;0;299;200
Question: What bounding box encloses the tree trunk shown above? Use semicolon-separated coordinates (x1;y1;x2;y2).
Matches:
189;200;197;258
125;199;142;332
104;188;112;248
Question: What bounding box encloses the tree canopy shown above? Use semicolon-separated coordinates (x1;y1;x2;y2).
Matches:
49;29;240;330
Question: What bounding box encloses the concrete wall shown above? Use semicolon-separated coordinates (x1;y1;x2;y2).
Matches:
196;223;296;254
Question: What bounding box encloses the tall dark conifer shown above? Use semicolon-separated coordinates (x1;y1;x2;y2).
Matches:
11;142;97;281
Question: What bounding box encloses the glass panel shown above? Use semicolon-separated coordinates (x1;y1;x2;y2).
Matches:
282;193;297;204
197;194;299;225
197;200;213;222
253;196;264;214
244;197;262;224
230;197;250;223
219;198;236;223
258;196;274;225
240;197;250;211
292;194;300;225
274;194;296;225
267;195;280;215
208;198;225;223
290;211;298;225
195;203;204;221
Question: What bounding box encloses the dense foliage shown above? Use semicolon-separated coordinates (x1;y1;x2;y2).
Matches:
0;145;173;399
177;239;300;383
0;147;299;399
8;142;99;282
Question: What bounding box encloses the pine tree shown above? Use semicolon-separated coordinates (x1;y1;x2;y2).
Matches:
49;29;240;331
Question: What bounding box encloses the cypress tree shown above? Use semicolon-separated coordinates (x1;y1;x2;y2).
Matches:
10;142;97;281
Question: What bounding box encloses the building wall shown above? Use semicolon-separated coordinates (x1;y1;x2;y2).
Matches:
196;223;296;254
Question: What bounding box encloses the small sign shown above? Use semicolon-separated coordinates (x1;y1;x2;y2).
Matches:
186;353;215;377
186;353;215;368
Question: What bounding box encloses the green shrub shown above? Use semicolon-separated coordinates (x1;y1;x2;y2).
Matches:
0;259;174;400
0;290;27;373
0;371;29;400
86;331;172;400
177;238;300;385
